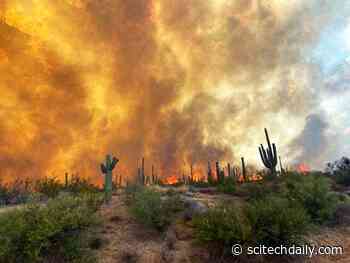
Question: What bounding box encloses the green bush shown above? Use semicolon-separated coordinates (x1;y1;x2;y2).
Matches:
0;180;32;205
241;182;271;200
284;174;339;224
193;205;251;250
130;188;183;231
66;176;100;195
0;194;102;263
334;170;350;187
193;196;311;255
34;177;63;198
246;196;310;246
217;177;236;194
125;184;144;204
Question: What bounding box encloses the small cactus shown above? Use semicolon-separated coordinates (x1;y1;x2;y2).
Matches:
101;154;119;203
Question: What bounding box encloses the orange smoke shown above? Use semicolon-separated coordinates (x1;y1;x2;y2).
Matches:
0;1;327;184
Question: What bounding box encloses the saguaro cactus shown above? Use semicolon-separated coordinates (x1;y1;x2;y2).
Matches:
258;128;278;176
227;163;232;177
241;157;246;182
207;161;214;185
65;172;69;188
216;162;225;184
101;154;119;203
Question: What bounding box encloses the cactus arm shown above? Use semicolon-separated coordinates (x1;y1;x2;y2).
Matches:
272;144;278;166
259;146;271;168
101;164;107;174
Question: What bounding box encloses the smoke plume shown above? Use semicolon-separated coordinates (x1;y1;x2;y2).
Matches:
0;0;348;181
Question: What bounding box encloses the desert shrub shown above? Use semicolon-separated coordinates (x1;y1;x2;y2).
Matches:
130;188;183;231
0;183;9;206
193;196;310;255
0;180;32;206
66;176;100;195
217;177;236;194
190;181;211;188
125;183;144;204
193;205;251;254
0;194;102;263
34;177;63;198
284;174;339;224
241;181;271;200
246;196;310;247
334;170;350;187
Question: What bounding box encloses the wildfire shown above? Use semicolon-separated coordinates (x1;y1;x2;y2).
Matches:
249;174;263;182
0;0;330;184
162;175;179;185
238;174;263;183
297;163;310;174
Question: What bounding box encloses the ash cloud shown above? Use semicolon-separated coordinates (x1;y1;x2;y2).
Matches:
288;114;330;168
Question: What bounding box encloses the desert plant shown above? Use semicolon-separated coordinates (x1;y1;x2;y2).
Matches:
193;204;252;255
0;194;102;263
334;170;350;187
34;177;63;198
246;195;310;247
100;154;119;203
207;161;215;185
193;196;311;259
67;175;100;195
215;162;225;184
283;174;339;224
217;177;236;194
258;128;278;176
130;188;183;231
242;182;271;201
241;157;247;182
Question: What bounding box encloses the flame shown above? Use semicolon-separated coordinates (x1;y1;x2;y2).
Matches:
162;175;179;185
297;163;310;174
238;174;263;183
249;174;263;182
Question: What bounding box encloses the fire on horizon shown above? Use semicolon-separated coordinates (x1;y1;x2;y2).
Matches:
0;0;349;182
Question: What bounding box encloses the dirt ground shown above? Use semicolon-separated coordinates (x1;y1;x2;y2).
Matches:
95;191;350;263
95;191;208;263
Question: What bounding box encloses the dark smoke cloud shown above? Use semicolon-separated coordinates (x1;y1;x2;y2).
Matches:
288;114;330;167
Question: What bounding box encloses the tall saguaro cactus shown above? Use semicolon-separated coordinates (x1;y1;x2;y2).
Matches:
101;154;119;203
207;161;214;185
259;128;278;176
241;157;246;182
